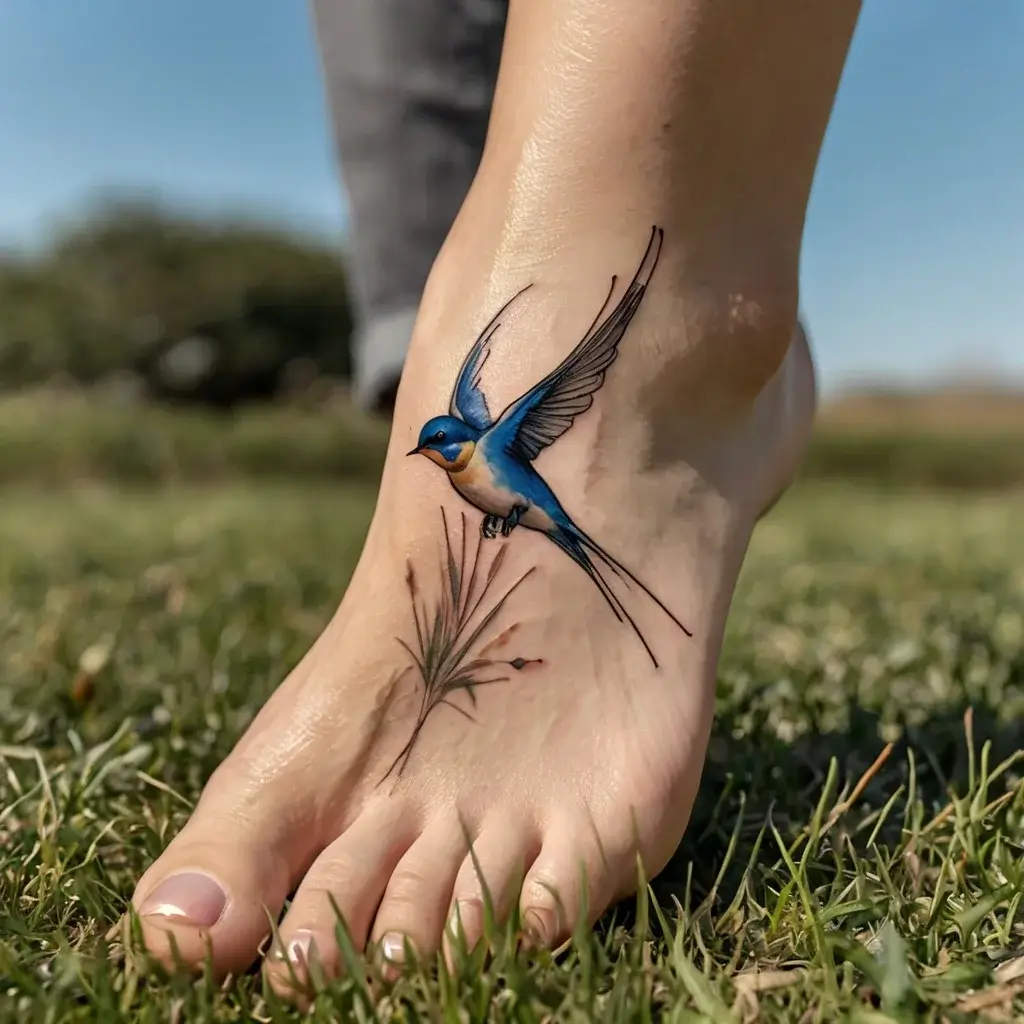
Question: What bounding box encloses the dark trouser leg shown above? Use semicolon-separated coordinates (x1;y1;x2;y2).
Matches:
310;0;508;412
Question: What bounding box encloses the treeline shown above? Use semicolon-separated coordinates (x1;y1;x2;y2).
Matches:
0;200;353;408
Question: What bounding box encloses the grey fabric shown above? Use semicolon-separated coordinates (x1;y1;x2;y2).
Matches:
311;0;508;410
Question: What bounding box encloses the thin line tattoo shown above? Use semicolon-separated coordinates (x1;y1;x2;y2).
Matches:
381;508;541;782
408;226;692;667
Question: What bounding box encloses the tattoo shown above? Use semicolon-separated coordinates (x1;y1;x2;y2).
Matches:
381;508;541;782
407;225;692;670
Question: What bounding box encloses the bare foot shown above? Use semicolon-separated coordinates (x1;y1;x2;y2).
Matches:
130;228;816;991
130;0;859;991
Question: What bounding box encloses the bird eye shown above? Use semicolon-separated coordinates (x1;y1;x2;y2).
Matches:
434;430;446;442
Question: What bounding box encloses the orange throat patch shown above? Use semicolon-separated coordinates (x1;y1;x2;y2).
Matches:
422;440;476;472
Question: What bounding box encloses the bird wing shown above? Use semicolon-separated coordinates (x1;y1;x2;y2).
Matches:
491;226;663;462
450;284;533;430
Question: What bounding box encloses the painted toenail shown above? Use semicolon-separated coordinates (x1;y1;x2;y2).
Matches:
271;929;317;969
139;872;227;926
380;932;407;964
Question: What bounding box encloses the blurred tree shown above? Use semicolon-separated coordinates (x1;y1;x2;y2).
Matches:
0;199;353;406
0;258;74;383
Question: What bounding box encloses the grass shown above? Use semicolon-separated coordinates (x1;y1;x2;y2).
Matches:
1;480;1023;1021
0;390;389;485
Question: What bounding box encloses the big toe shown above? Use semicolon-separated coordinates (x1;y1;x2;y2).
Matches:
131;770;312;976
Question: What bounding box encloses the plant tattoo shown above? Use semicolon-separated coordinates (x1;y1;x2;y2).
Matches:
381;508;542;782
393;227;691;773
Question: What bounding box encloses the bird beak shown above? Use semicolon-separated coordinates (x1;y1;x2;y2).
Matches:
407;446;422;456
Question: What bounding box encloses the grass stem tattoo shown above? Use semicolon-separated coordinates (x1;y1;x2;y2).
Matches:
382;508;540;782
409;225;691;666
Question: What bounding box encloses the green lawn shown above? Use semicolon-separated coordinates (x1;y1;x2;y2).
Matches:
1;482;1023;1021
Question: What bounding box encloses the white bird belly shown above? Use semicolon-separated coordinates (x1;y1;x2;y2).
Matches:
450;456;519;517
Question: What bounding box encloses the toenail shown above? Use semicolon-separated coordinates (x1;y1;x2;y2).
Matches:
271;930;317;969
379;932;408;965
139;872;227;927
521;908;553;948
449;900;483;944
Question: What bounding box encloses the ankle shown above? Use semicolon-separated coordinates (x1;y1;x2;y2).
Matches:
422;225;798;418
655;272;799;416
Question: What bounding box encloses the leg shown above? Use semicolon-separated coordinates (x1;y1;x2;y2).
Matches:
501;505;527;537
481;513;500;539
310;0;507;413
133;0;858;990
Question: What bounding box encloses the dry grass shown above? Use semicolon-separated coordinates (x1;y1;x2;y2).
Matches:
818;384;1024;434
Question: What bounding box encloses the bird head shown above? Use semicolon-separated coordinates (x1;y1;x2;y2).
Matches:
408;416;479;471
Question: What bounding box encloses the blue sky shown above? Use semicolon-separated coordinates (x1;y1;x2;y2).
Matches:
1;1;1021;393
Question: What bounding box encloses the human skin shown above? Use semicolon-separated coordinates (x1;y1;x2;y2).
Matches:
131;0;860;996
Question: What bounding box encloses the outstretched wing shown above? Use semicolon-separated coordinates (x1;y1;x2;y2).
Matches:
450;284;533;430
491;226;663;462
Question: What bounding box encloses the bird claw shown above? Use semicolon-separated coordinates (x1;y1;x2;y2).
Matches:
483;506;526;539
500;505;526;537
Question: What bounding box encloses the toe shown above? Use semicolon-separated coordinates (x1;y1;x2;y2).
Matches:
266;800;417;995
368;816;469;972
132;790;299;977
519;817;625;949
445;815;540;956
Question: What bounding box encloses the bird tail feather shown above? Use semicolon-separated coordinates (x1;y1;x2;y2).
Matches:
548;521;691;667
568;525;692;638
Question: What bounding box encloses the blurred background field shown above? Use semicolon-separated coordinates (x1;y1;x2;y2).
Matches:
1;199;1022;491
3;382;1024;490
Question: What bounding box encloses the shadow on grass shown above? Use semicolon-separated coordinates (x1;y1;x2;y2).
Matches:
614;693;1024;931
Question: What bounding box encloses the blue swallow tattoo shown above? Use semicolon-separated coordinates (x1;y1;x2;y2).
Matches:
408;227;691;665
